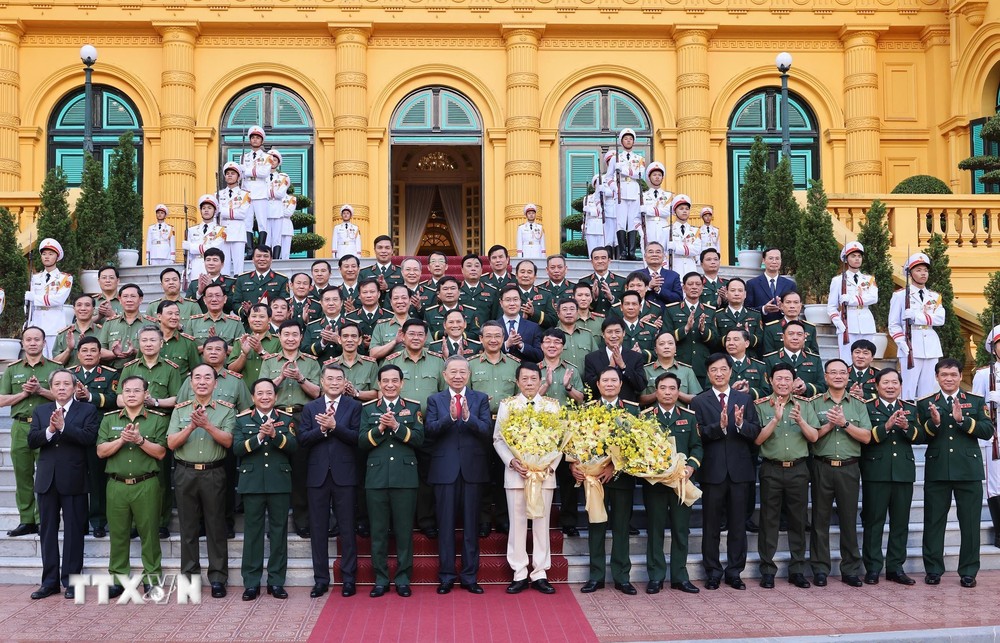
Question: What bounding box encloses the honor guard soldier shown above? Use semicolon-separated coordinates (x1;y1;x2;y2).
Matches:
234;379;298;601
918;358;994;588
666;195;701;278
614;128;645;261
714;278;763;353
847;339;878;401
279;186;296;262
828;241;878;362
241;125;272;248
333;204;362;260
516;204;545;259
98;284;145;370
583;175;607;256
217;162;252;275
663;272;718;387
763;320;826;397
97;375;169;598
862;368;920;586
360;235;404;299
360;364;425;598
264;149;291;259
697;207;721;255
599;151;620;259
230;245;290;325
146;204;176;266
187;283;245;346
26;238;73;357
640;162;673;250
889;252;944;400
184;195;227;283
972;328;1000;548
762;291;820;356
53;295;100;368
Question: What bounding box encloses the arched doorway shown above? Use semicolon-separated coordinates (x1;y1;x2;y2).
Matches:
390;87;482;256
727;88;820;257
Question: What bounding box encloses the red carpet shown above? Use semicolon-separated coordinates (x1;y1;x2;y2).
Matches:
308;585;598;643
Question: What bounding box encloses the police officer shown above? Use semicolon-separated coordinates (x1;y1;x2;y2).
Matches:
763;320;826;397
229;304;282;385
145;268;203;325
98;284;145;370
187;283;245;346
153;300;201;375
640;332;701;407
26;238;73;357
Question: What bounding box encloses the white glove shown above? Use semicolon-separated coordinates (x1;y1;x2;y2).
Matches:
988;391;1000;406
832;318;847;334
902;309;917;321
839;293;853;305
23;291;32;303
895;339;909;357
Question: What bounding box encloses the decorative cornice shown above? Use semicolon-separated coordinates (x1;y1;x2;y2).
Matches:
197;35;334;47
22;34;161;46
540;37;672;49
370;36;502;48
877;39;924;51
709;38;841;51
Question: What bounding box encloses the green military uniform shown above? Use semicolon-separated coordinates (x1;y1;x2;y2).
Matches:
755;395;819;578
427;336;482;360
641;404;702;583
730;356;770;400
538;360;585;406
227;334;281;386
762;318;820;357
370;317;412;355
344;306;392;347
360;263;404;302
144;297;202;325
185;275;236;309
168;399;237;584
422;304;483;342
72;364;119;532
577;312;605;338
339;282;362;311
539;279;575;323
862;397;920;577
482;272;515;292
230;269;290;323
577;272;626;316
98;316;145;370
0;357;60;524
288;297;322;324
303;316;346;362
663;301;718;386
53;323;100;368
459;281;498;322
849;366;878;401
808;392;872;578
187;312;245;346
763;349;826;396
715;306;763;354
518;286;555;328
469;353;519;416
384;350;445;413
609;300;662;324
643;361;702;403
917;390;994;578
588;399;640;584
621;319;657;363
158;332;202;376
700;277;729;308
234;408;297;588
99;407;169;586
554;325;596;373
359;397;424;587
406;284;437;318
175;369;252;410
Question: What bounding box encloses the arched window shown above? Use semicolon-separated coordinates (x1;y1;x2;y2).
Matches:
727;88;820;256
220;85;315;254
47;85;144;188
969;83;1000;195
559;88;652;244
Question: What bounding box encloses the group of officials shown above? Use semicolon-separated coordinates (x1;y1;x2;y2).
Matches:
5;217;997;602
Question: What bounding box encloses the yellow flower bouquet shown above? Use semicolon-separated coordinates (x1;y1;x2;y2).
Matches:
610;413;702;507
562;403;620;523
499;403;568;519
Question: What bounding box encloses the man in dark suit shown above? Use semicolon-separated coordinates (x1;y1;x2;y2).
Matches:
298;363;363;599
27;369;100;599
583;317;648;403
691;353;761;591
425;356;494;594
745;247;796;323
498;284;543;363
638;241;683;307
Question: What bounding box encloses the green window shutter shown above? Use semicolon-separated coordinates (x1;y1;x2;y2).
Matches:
442;92;477;130
273;89;309;128
56;150;85;185
564;151;598;241
280;152;305;194
790;154;809;189
229;91;263;128
57;97;86;129
566;95;599;131
610;94;646;131
971;120;986;195
734;97;764;130
104;95;138;128
397;92;432;130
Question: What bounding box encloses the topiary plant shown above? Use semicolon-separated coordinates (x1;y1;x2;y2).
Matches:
0;207;29;338
922;233;965;362
75;152;117;269
107;131;143;250
290;232;326;255
291;212;315;230
560;238;588;258
891;174;952;195
857;199;895;331
793;179;840;303
736;136;768;252
764;155;801;274
562;212;583;232
959;112;1000;191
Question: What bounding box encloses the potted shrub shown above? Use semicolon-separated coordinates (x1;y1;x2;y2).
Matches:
793;179;840;325
107;131;142;266
923;233;965;363
75;151;118;292
764;155;802;275
856;199;895;357
0;206;29;360
735;136;768;268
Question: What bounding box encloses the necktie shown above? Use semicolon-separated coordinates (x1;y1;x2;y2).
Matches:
886;402;895;415
228;189;233;198
386;400;394;414
529;223;533;231
45;273;51;283
769;278;776;297
455;393;464;417
680;224;685;236
158;223;162;231
331;400;338;416
719;392;726;409
367;311;374;322
253;151;257;159
203;223;208;234
450;341;459;355
664;409;672;422
654;190;658;198
508;319;516;333
946;395;954;409
606;402;614;410
790;353;798;365
626;152;631;160
853;274;859;285
919;289;925;301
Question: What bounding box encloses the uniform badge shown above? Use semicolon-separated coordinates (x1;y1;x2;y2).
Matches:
399;409;412;417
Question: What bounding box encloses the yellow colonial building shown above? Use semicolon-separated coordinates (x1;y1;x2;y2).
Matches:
0;0;998;264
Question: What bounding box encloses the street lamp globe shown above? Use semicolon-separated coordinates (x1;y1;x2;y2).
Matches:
775;52;793;74
80;44;98;66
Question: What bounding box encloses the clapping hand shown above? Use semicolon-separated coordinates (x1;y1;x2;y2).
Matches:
190;406;209;428
826;405;846;428
928;403;942;426
75;381;90;401
734;404;745;427
98;300;115;320
22;376;40;394
774;399;785;422
790;400;803;424
890;407;908;430
376;274;388;292
197;273;210;295
563;368;574;389
66;327;76;350
792;377;807;395
698;313;707;334
317;411;336;433
520;300;534;319
952;399;964;424
121;423;139;443
684;307;696;333
719;403;729;433
505;330;523;351
609;345;625;368
849;381;865;401
733;378;749;393
50;407;64;432
320;325;340;345
763;296;780;315
378;410;398;433
259;417;277;442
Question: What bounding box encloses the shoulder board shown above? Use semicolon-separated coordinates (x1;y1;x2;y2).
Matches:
190;313;206;320
271;271;288;279
916;392;938;403
123;358;140;367
677;360;693;369
360;356;377;362
802;394;821;402
639;320;658;329
901;399;917;408
180;332;196;341
362;399;378;406
300;354;317;361
864;396;878;405
622;400;640;407
664;302;680;309
427;350;443;358
764;319;781;327
591;312;605;319
163;359;179;369
58;324;73;333
964;391;985;402
799;320;816;328
375;318;392;325
216;400;235;409
402;397;420;406
386;351;401;360
306;317;325;326
148;409;167;417
226;314;242;321
175;400;194;408
507;354;521;363
754;397;770;405
541;396;559;404
763;351;780;358
481;282;498;291
275;409;293;417
702;303;718;310
610;302;621;310
101;366;119;373
804;350;821;357
103;410;118;416
236;409;254;417
239;270;256;277
679;406;696;416
640;406;656;415
7;359;22;366
749;358;766;367
227;371;244;379
501;395;518;404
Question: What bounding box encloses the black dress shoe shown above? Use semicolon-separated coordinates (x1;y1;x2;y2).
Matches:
437;582;454;595
671;580;700;594
296;528;310;539
814;573;828;587
745;519;759;534
242;586;259;601
842;575;863;588
267;585;288;599
370;585;388;598
645;580;663;594
30;585;58;600
227;528;236;539
211;582;227;598
727;578;746;590
108;585;125;599
924;573;941;585
64;587;75;599
561;526;580;537
421;527;438;539
531;579;556;594
130;528;139;539
506;579;529;594
461;582;484;594
356;524;370;538
759;575;775;589
342;583;356;597
495;522;509;534
580;580;604;593
93;526;107;538
628;526;640;536
310;583;329;598
705;578;720;590
396;585;411;597
788;573;811;589
8;523;38;537
886;571;916;586
864;571;879;585
960;575;977;588
614;582;637;595
159;527;170;539
478;524;491;538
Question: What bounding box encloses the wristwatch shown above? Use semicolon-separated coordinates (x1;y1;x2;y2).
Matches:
565;385;573;393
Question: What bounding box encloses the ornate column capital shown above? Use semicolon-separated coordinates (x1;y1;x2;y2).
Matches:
0;20;25;42
672;25;718;44
328;23;373;45
838;25;889;46
152;22;200;43
501;25;544;46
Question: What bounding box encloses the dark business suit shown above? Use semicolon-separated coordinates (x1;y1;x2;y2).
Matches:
583;347;648;403
28;400;100;590
745;274;796;324
640;266;683;307
425;388;493;585
691;387;761;582
499;316;543;363
298;395;362;585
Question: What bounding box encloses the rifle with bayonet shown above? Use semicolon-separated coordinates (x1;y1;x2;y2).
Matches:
840;238;849;346
904;246;914;370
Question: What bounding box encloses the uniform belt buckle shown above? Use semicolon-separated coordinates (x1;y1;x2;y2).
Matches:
194;463;206;471
125;477;136;485
782;461;793;468
830;459;843;467
284;406;294;413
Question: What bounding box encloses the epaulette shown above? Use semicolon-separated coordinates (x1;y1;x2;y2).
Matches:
677;360;693;369
148;409;167;417
901;399;917;408
639;320;658;329
702;303;718;310
163;359;179;369
427;350;443;358
362;399;378;406
507;354;521;362
217;400;235;409
976;365;990;372
592;312;606;319
802;394;821;402
402;397;420;406
299;353;317;361
764;319;781;327
917;392;938;403
123;358;140;367
754;397;769;405
964;391;985;402
386;351;401;360
190;313;206;320
763;351;780;358
481;282;498;291
804;350;821;357
800;319;816;327
500;395;518;404
375;318;392;325
176;400;194;408
103;409;118;416
864;396;877;405
236;409;254;417
540;396;559;405
7;359;22;365
239;270;256;277
275;408;293;416
610;302;621;311
678;406;696;416
664;302;681;309
360;355;377;362
100;365;119;373
228;371;244;379
58;324;73;333
749;357;766;366
227;314;242;321
306;317;324;326
640;406;656;415
180;332;196;341
622;400;640;407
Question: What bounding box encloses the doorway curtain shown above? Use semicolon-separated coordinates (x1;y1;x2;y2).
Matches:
438;185;465;256
404;185;436;255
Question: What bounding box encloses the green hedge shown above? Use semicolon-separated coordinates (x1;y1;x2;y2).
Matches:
891;175;952;194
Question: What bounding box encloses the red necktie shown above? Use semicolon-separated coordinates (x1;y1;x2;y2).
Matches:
455;393;464;418
719;392;726;409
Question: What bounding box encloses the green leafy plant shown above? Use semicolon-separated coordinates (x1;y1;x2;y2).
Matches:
977;271;1000;367
560;238;588;258
764;155;801;274
922;234;965;362
736;136;768;252
0;207;29;337
856;199;895;331
562;212;584;232
36;166;79;282
106;131;143;250
290;232;326;254
291;212;316;229
959;113;1000;190
75;152;117;269
793;179;840;303
891;174;952;194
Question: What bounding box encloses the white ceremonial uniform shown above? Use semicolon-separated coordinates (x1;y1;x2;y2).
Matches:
517;222;545;259
827;270;878;362
600;166;619;250
184;222;227;283
280;193;296;259
696;224;720;255
640;187;673;250
241;148;272;233
265;171;291;249
26;269;73;357
888;286;944;400
494;393;562;583
614;150;645;232
146;222;176;266
217;185;252;276
333;221;362;259
666;220;702;277
971;366;1000;498
583;190;606;255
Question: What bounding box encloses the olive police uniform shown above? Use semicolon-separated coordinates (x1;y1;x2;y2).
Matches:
187;313;245;346
98;316;145;370
642;361;702;403
93;294;125;325
144;298;202;325
469;353;520;530
158;332;202;376
553;326;596;375
359;397;424;588
577;312;605;338
71;364;119;533
53;323;100;368
229;334;282;385
539;360;586;532
234;408;297;588
763;350;826;397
